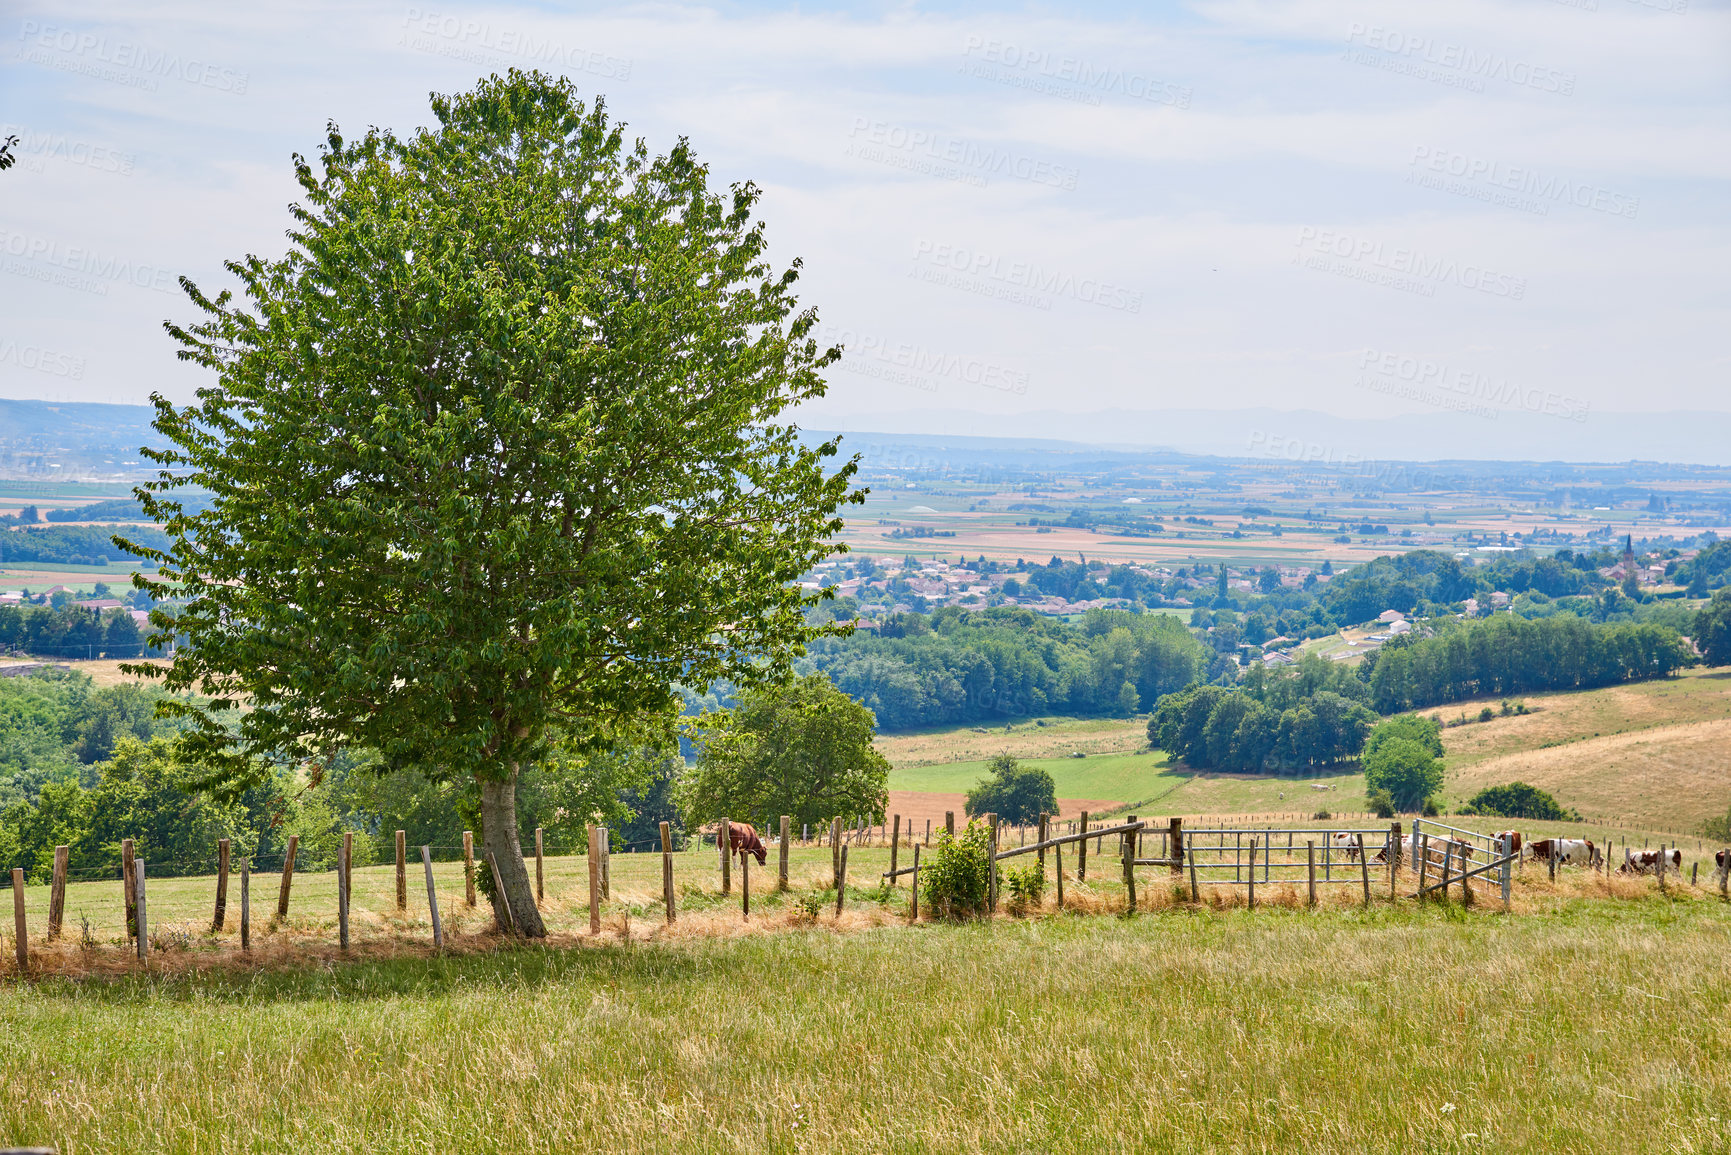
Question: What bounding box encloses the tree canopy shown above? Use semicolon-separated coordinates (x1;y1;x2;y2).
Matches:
1361;737;1442;811
123;72;860;933
964;754;1057;825
681;674;888;832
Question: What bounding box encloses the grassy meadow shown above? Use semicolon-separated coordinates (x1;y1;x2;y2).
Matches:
3;874;1729;1153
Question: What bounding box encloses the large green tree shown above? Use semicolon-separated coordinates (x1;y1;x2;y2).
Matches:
1361;737;1443;812
1695;588;1731;667
120;72;861;935
964;754;1057;825
680;674;889;832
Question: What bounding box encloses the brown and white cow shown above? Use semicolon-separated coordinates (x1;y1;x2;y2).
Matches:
725;821;769;868
1618;847;1682;875
1494;831;1523;858
1330;832;1364;861
1529;838;1597;868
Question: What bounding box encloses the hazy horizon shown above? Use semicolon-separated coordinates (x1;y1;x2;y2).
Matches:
4;0;1728;458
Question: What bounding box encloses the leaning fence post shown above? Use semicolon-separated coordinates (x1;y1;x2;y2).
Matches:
1077;810;1089;881
660;821;676;924
910;844;921;921
890;815;901;887
11;867;26;974
213;837;230;932
121;837;137;940
48;844;67;941
277;834;299;920
1459;841;1474;907
134;858;149;962
486;851;517;936
1054;838;1065;910
395;830;408;910
1306;841;1316;907
835;844;848;916
779;816;791;892
535;827;545;903
1188;836;1200;902
986;814;999;913
463;831;476;907
240;858;251;952
1169;817;1184;879
422;846;442;951
587;824;602;935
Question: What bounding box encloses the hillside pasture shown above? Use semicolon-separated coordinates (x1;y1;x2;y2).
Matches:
2;871;1729;1152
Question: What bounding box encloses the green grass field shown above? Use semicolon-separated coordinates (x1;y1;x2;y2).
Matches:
3;885;1728;1152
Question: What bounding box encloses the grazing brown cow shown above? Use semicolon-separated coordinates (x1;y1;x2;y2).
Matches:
1494;830;1522;858
726;821;769;868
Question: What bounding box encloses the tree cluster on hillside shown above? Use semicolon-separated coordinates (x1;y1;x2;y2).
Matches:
0;523;168;567
806;606;1207;731
1362;615;1688;713
1460;781;1576;821
0;604;153;660
1147;685;1378;773
1694;588;1731;667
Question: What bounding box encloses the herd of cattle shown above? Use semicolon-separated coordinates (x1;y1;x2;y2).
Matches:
1326;830;1723;876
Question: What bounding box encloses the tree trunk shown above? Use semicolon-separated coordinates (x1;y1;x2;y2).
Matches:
479;771;546;937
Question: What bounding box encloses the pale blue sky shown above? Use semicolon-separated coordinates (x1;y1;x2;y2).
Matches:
3;0;1727;445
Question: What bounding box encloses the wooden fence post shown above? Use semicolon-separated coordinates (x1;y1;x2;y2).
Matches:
779;816;790;892
1721;848;1729;897
835;844;848;916
1037;813;1048;871
11;867;26;974
741;851;750;921
534;827;544;903
463;831;476;907
1077;810;1089;882
1439;840;1453;903
1390;822;1402;900
48;844;67;941
1187;835;1200;902
121;837;137;940
1054;838;1064;910
213;838;230;932
830;817;842;882
1121;823;1137;914
720;816;732;895
1501;835;1512;911
1169;817;1184;878
660;821;676;924
395;830;407;910
337;840;350;953
1306;841;1316;907
240;858;250;952
924;818;931;847
1359;840;1371;908
986;813;999;913
945;811;955;839
1459;842;1473;907
1248;838;1257;911
135;858;148;962
1417;833;1429;901
422;846;443;951
890;815;901;886
486;851;517;937
341;831;352;911
587;824;602;935
277;834;298;920
910;844;921;921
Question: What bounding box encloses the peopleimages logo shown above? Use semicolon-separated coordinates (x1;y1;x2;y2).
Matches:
911;240;1142;314
1342;23;1576;97
814;323;1030;396
1407;146;1639;220
399;9;632;80
959;36;1192;109
16;20;250;94
1294;227;1527;301
0;123;135;177
1357;348;1589;423
0;340;86;380
0;228;178;296
846;119;1079;191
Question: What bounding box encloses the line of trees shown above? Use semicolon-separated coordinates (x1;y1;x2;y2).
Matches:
0;523;168;566
807;606;1208;731
0;604;154;659
1147;686;1378;773
1362;615;1688;713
